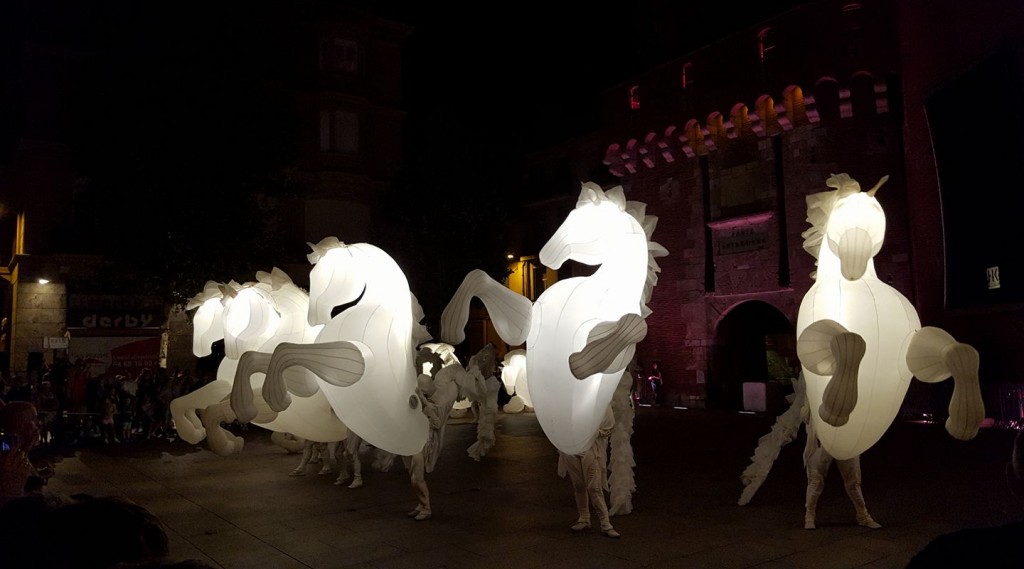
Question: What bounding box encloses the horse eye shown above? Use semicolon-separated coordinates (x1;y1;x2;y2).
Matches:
331;284;366;318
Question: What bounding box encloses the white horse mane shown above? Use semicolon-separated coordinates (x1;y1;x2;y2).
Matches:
306;236;347;264
185;280;226;311
576;182;668;311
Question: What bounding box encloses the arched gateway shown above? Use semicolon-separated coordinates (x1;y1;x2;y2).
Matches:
708;300;796;413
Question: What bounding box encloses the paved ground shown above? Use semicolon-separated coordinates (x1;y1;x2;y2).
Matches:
44;407;1022;569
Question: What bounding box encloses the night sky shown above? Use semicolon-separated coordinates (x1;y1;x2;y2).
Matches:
1;0;811;168
377;1;811;154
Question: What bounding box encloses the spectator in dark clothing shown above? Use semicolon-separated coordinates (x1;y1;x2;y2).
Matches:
6;374;33;403
1;494;171;569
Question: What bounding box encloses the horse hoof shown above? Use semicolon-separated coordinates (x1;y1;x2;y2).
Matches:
333;477;349;486
348;478;363;489
289;470;305;477
414;511;432;521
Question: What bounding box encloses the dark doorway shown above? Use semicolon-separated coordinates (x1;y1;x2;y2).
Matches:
708;301;796;413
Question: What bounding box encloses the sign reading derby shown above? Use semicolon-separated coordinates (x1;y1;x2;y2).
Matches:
67;294;164;329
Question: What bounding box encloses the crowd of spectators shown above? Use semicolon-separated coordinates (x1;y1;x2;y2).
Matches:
0;395;216;568
0;360;211;448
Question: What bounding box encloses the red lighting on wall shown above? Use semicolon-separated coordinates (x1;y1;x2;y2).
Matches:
681;63;693;89
629;85;641;110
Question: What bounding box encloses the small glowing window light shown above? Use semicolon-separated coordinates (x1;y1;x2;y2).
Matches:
506;254;515;260
758;27;776;62
628;85;641;110
37;278;50;285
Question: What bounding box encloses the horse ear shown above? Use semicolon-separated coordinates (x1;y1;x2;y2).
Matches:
255;270;272;284
577;181;602;207
308;237;345;263
270;267;292;288
307;241;325;264
866;175;889;197
606;186;627;210
219;283;238;300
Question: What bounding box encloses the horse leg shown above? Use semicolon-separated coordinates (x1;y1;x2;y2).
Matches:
837;455;881;528
440;269;533;347
568;314;647;379
906;327;985;440
230;351;273;424
797;319;866;427
169;380;232;444
266;341;368;397
200;400;245;456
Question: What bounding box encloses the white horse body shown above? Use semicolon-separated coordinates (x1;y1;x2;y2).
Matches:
530;231;650;454
798;231;920;460
796;174;984;461
250;241;429;458
441;183;666;457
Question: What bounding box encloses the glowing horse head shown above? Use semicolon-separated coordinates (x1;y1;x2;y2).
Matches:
542;183;651;270
308;237;376;326
803;173;889;282
187;281;229;358
797;173;983;460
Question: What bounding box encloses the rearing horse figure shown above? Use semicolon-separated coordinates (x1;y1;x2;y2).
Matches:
795;173;984;528
441;182;667;456
234;239;430;458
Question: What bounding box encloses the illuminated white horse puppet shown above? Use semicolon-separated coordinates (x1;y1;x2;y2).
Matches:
442;182;666;518
738;173;984;529
174;272;371;485
234;239;454;520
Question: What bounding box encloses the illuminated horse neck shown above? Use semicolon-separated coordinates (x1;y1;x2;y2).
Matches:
442;183;667;455
239;238;429;457
796;173;984;460
258;268;323;348
222;281;280;360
